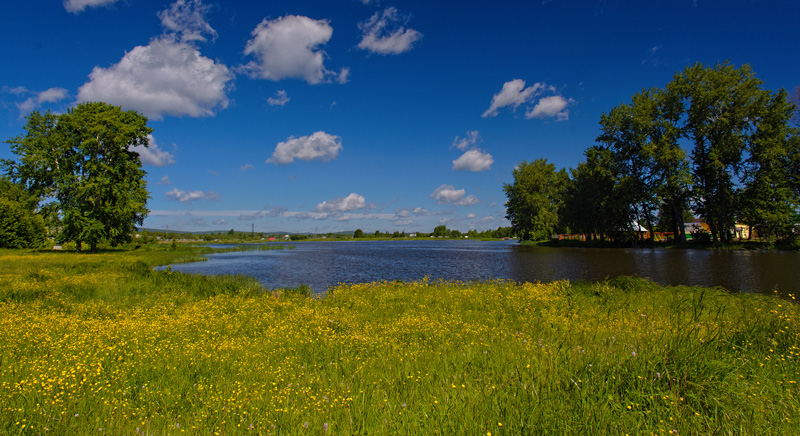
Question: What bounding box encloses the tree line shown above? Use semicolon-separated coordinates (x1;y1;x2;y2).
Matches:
505;62;800;245
353;226;513;239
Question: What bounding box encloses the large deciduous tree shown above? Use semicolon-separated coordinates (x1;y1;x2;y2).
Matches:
561;146;626;241
4;102;152;251
504;159;568;241
671;62;771;243
739;88;800;241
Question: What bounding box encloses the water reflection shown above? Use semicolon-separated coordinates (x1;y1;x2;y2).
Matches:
163;240;800;296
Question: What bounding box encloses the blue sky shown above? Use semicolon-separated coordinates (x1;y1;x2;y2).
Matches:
1;0;798;234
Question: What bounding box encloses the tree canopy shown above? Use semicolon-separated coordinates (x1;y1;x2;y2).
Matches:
503;159;568;241
506;62;800;245
0;178;46;249
3;102;152;251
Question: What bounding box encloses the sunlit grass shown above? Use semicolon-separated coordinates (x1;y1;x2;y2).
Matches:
0;248;798;435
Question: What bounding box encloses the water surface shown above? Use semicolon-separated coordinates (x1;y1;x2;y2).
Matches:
163;240;800;296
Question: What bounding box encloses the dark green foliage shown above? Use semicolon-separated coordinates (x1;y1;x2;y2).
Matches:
503;158;569;240
549;62;799;246
561;147;626;241
4;102;152;251
0;178;46;248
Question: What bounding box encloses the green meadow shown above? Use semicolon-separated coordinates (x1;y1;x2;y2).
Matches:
0;246;798;435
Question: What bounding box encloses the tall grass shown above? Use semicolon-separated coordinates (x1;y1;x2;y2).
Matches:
0;248;797;435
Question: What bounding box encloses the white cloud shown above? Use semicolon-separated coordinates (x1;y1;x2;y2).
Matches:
213;219;226;225
483;79;573;121
430;184;479;206
240;163;255;171
395;207;433;219
238;206;287;220
77;37;233;120
455;195;479;206
336;67;351;84
158;0;217;43
159;176;172;185
452;149;493;172
16;87;69;116
242;15;346;84
63;0;118;14
267;90;290;106
357;7;422;55
526;95;572;121
165;188;220;202
267;131;342;164
129;134;175;167
316;193;366;213
482;79;545;118
452;130;480;151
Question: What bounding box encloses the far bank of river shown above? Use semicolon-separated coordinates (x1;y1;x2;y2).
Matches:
162;239;800;297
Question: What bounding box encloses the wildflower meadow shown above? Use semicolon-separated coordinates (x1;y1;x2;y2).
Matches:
0;246;798;435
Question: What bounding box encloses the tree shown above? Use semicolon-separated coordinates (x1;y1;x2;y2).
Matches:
432;225;448;237
790;85;800;128
503;159;568;241
562;147;626;241
644;87;692;243
353;228;364;238
739;88;800;241
4;102;152;251
0;178;46;248
671;62;771;243
597;97;658;241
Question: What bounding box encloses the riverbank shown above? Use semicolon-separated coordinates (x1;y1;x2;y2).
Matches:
536;238;800;251
1;247;798;435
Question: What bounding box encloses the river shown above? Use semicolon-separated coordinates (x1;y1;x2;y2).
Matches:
162;240;800;296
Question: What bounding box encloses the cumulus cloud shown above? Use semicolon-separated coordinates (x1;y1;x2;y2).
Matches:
242;15;347;84
267;90;290;106
63;0;118;13
430;184;479;206
213;219;226;225
357;7;422;55
158;176;172;185
452;149;494;172
77;37;232;120
77;1;231;120
316;193;366;213
16;87;69;116
267;131;342;165
526;95;572;121
452;130;480;151
158;0;217;43
450;130;492;171
165;188;220;202
482;79;546;118
129;134;175;167
483;79;574;121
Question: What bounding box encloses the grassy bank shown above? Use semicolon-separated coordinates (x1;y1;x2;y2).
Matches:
0;248;798;435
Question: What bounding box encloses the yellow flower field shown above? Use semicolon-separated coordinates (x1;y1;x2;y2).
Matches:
0;247;798;435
